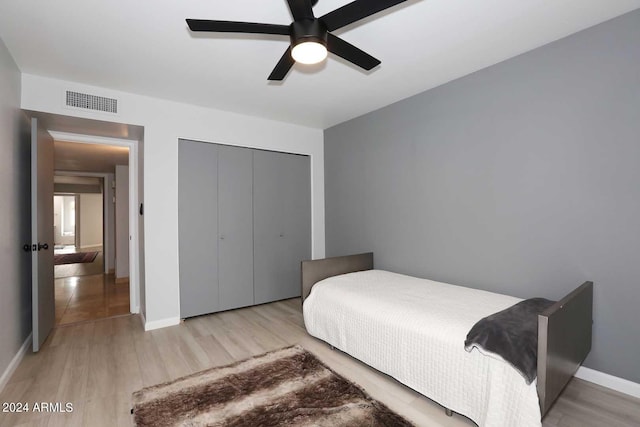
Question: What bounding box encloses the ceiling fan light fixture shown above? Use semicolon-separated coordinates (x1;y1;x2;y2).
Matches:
291;41;327;64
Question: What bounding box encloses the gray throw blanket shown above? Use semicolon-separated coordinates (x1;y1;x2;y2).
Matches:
464;298;556;384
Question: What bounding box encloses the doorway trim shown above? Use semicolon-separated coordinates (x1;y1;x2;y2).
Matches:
49;131;140;314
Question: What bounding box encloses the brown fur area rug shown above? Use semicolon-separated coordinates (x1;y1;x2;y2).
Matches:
53;251;98;265
132;345;414;427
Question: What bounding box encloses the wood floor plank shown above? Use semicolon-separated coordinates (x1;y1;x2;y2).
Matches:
133;335;170;388
54;344;89;404
21;345;70;403
174;327;211;373
9;416;51;427
1;298;638;427
110;343;143;397
234;309;290;349
82;396;119;427
148;326;192;380
182;316;212;338
193;334;235;368
6;352;45;385
85;343;118;400
569;378;640;419
200;316;254;361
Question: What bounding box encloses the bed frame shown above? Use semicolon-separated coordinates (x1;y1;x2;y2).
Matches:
301;252;593;417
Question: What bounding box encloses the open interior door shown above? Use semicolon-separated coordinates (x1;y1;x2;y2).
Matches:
31;117;55;352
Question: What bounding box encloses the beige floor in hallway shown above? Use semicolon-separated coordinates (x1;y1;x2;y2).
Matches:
54;244;129;325
54;249;105;279
1;299;639;427
55;274;130;326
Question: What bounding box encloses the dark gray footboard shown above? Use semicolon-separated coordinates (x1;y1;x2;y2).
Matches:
301;252;373;302
537;281;593;416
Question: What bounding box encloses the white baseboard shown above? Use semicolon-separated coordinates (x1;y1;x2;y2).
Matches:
0;333;32;393
575;366;640;399
144;316;180;331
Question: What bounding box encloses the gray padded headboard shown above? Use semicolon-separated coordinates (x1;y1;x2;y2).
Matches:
301;252;374;303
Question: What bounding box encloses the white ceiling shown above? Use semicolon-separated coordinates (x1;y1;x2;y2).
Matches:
1;1;639;128
54;141;129;173
54;176;102;185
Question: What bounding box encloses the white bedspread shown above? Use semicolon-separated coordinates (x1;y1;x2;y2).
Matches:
303;270;542;427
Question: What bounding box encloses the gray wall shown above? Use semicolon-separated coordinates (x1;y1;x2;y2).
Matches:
115;165;130;278
0;37;31;385
78;193;103;248
105;173;116;272
324;10;640;382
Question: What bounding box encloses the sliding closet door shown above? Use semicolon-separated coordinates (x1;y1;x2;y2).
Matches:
179;140;219;318
253;150;311;304
281;153;311;297
218;145;254;311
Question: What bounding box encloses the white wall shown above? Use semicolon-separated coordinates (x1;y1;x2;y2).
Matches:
105;173;115;271
53;195;62;244
63;195;76;245
53;195;75;245
137;141;146;317
115;165;129;278
78;193;102;248
0;38;31;389
21;74;325;328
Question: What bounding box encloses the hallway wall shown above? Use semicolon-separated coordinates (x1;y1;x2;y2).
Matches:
0;37;31;389
78;193;102;249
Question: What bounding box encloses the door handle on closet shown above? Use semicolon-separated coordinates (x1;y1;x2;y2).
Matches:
37;242;49;251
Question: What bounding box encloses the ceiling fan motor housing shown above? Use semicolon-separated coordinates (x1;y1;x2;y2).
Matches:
290;19;327;48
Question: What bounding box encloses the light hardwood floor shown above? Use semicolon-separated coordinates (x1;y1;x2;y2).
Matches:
1;299;638;427
55;273;130;326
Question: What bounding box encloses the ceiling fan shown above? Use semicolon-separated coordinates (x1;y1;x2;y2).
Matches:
186;0;408;81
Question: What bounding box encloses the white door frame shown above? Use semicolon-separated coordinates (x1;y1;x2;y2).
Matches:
49;131;140;314
55;171;112;274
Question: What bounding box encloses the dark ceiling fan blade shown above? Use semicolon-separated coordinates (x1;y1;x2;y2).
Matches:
186;19;290;35
286;0;315;21
326;33;380;70
268;47;295;81
320;0;407;31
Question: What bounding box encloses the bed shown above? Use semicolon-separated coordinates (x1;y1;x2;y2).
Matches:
301;252;592;427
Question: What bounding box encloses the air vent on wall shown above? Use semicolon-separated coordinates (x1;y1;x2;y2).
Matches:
65;90;118;114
